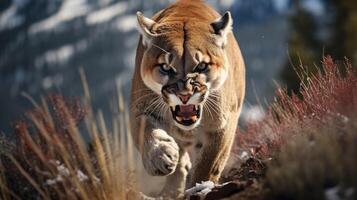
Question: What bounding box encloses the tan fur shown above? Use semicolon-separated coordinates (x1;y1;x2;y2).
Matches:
130;0;245;197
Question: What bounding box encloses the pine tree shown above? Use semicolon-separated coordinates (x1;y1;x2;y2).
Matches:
325;0;357;66
281;0;320;94
281;0;357;94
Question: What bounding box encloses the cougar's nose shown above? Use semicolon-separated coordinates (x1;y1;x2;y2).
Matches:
177;94;191;104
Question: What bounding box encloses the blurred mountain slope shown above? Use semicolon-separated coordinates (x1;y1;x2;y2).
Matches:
0;0;290;132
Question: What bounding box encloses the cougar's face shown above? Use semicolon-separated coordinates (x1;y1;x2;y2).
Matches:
140;38;228;130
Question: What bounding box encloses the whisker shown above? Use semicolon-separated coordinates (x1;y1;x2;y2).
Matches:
131;93;156;103
143;97;160;114
148;99;163;117
203;103;213;119
158;101;168;119
205;105;217;119
131;88;155;95
145;97;161;115
157;102;164;118
206;101;217;116
203;100;215;119
207;97;220;107
208;92;220;99
206;93;220;104
130;93;157;107
208;100;220;114
152;43;170;54
206;99;220;115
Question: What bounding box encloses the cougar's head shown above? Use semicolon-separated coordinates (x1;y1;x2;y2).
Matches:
136;11;232;130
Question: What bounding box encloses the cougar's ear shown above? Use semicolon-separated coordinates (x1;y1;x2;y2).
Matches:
136;11;158;47
211;11;233;48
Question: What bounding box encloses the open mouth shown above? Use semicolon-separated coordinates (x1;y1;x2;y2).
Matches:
170;104;201;126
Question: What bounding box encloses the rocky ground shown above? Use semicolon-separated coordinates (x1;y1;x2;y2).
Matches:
186;157;268;200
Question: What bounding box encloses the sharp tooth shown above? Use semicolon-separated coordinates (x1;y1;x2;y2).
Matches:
176;116;182;122
191;115;197;121
172;106;176;111
195;105;198;110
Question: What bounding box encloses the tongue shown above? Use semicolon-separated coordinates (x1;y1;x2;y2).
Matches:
177;105;195;117
180;105;194;112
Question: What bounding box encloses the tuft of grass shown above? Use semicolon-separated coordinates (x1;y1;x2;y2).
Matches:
0;72;142;199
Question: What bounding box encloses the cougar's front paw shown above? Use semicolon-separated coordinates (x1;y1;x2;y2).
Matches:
143;129;179;176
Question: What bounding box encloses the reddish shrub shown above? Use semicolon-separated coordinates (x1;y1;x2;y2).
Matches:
236;56;357;158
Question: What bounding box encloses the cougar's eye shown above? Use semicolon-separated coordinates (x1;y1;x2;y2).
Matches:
194;62;209;73
159;64;175;75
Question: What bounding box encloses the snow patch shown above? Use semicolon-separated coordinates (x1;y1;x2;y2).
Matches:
76;170;89;182
35;40;88;68
37;44;74;66
86;2;128;25
42;74;64;89
185;181;233;199
239;151;249;161
218;0;235;8
272;0;289;12
57;163;70;177
185;181;215;198
29;0;91;34
302;0;324;16
115;15;137;32
45;160;97;186
336;113;349;123
0;4;24;31
325;186;354;200
13;0;30;7
241;105;266;123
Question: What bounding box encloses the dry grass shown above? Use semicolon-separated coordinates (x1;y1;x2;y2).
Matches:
0;71;141;200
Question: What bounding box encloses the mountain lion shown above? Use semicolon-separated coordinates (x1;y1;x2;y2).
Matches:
130;0;245;197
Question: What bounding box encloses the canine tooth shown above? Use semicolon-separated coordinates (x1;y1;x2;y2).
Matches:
172;106;176;111
176;116;182;122
195;105;198;110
